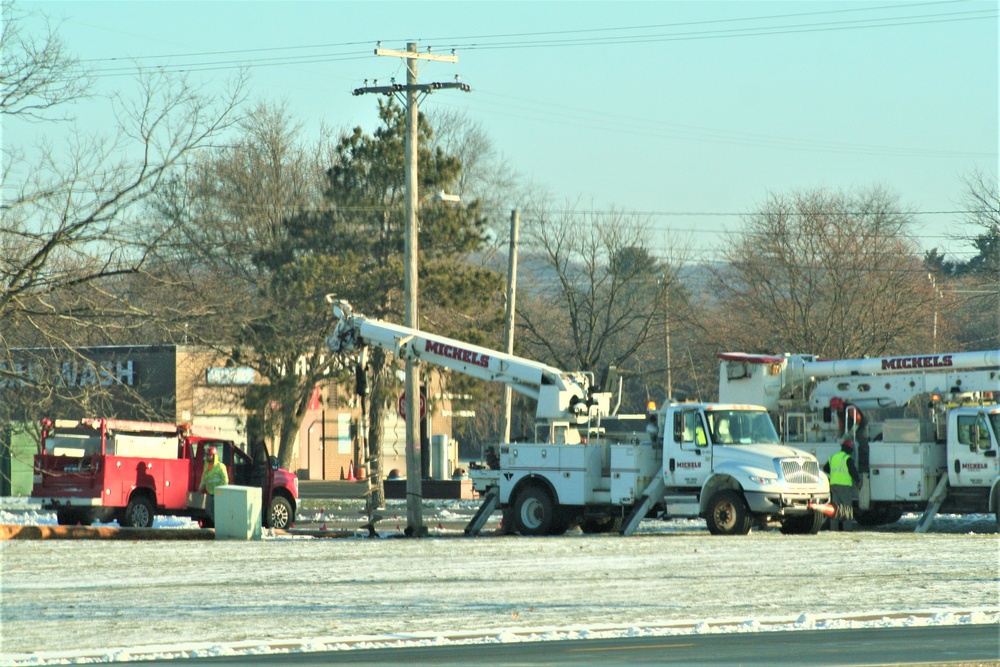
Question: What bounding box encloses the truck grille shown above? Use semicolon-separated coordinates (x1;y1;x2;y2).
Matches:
781;459;822;485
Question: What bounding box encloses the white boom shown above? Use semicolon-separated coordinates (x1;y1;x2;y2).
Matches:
718;350;1000;412
325;297;610;423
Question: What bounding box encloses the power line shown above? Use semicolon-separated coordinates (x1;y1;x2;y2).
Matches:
77;4;996;79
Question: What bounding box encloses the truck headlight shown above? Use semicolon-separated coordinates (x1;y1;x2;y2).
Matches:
748;474;778;485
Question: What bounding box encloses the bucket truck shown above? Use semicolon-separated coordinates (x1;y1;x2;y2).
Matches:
718;350;1000;530
326;298;830;537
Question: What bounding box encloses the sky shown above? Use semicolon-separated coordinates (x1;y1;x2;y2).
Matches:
1;498;998;664
8;1;999;265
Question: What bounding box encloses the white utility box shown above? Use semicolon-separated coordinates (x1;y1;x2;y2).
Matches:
214;485;262;540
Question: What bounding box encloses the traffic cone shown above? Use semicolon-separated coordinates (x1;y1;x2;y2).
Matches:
320;521;327;531
340;466;345;480
346;461;357;482
808;502;837;517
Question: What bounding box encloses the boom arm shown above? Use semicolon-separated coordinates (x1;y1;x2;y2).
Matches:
718;350;1000;412
325;298;610;423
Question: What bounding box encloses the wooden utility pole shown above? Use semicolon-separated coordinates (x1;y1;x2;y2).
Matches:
501;209;520;444
354;43;469;537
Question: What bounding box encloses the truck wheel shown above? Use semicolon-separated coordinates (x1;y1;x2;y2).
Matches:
513;485;556;536
268;496;293;530
705;490;752;536
780;512;824;535
121;495;154;528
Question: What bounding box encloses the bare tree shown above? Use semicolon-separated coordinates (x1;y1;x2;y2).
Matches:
948;169;1000;349
0;1;90;120
707;187;940;360
149;101;333;468
1;3;247;419
515;204;684;413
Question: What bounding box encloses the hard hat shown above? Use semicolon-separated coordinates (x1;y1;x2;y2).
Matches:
206;445;217;458
829;397;844;409
842;439;854;450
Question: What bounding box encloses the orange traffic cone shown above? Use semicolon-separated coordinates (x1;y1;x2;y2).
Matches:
808;502;837;517
320;521;327;531
346;461;357;482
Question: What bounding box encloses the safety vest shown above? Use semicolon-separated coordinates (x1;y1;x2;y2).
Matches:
202;460;229;495
828;450;853;487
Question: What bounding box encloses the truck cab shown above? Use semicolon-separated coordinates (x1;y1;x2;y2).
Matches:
660;403;829;535
946;406;1000;514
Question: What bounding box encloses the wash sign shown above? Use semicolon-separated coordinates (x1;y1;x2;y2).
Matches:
206;367;255;385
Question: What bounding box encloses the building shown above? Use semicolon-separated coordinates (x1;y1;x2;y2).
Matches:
0;345;460;491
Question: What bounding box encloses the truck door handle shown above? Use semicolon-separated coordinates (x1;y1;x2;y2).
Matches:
669;459;675;472
954;459;960;474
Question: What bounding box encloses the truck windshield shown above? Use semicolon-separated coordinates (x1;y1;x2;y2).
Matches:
706;410;780;445
46;431;102;457
990;414;1000;447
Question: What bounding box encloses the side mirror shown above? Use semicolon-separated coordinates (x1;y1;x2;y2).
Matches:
971;424;981;452
269;455;279;471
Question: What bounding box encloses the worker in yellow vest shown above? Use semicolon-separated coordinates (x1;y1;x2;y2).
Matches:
198;445;229;523
823;439;861;531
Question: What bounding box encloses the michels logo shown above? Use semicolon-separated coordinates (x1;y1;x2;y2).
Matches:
425;341;490;368
881;354;953;371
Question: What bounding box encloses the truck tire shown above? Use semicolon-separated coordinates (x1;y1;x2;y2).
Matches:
780;512;824;535
120;495;154;528
513;485;556;536
705;490;752;536
267;496;293;530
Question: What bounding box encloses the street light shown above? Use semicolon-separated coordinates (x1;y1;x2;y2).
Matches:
420;190;461;206
434;191;461;204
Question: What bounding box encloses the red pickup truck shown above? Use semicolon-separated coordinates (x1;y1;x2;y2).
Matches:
32;418;298;529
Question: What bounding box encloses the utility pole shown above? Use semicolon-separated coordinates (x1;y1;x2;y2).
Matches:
665;292;673;400
353;43;470;537
501;209;520;444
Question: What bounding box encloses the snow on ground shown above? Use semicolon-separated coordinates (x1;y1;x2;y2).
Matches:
1;499;998;666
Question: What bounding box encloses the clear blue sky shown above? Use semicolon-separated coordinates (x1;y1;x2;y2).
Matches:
13;1;999;264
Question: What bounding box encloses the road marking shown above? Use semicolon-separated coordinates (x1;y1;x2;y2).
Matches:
569;643;695;652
